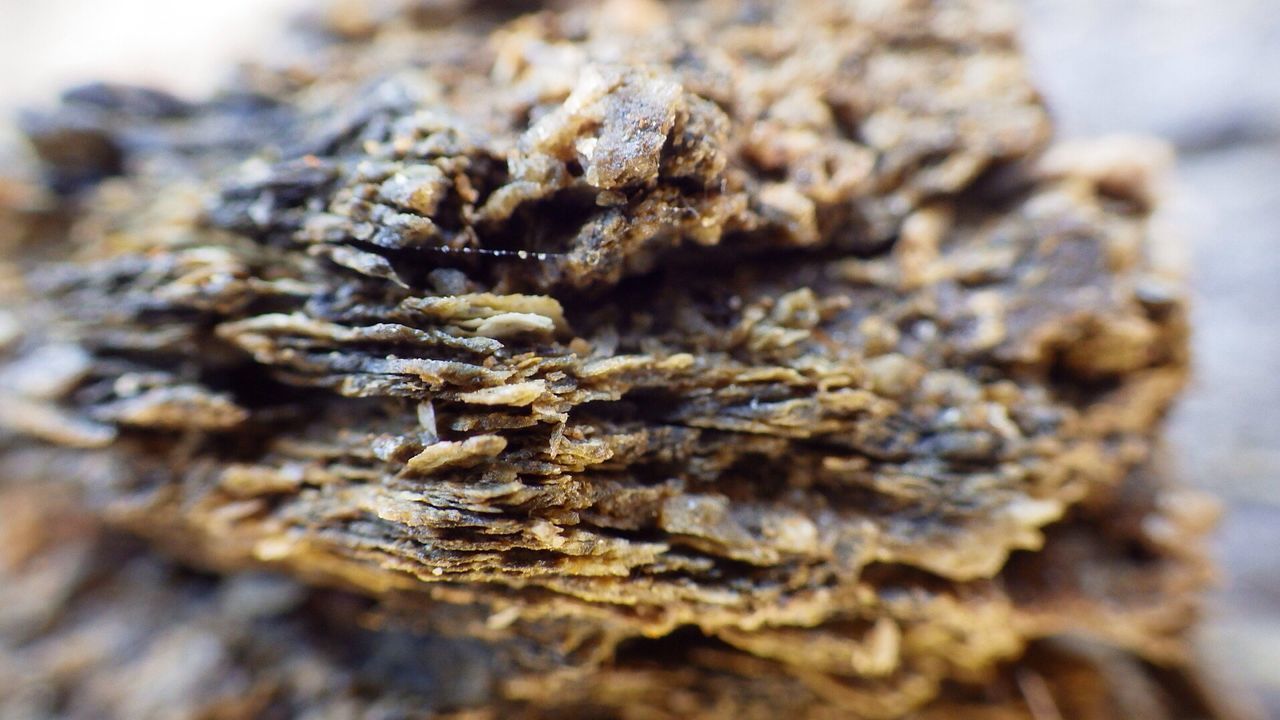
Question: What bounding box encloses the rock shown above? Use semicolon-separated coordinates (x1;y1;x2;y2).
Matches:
0;1;1228;718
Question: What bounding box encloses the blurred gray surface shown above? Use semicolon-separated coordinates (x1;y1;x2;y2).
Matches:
1025;0;1280;147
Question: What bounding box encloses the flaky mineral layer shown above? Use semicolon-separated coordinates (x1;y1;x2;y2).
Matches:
0;462;1224;720
0;0;1227;718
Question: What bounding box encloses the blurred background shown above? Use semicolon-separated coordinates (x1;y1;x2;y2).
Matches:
1;0;1277;715
1022;3;1280;715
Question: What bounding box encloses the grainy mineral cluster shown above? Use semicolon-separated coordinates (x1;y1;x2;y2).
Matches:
0;0;1229;718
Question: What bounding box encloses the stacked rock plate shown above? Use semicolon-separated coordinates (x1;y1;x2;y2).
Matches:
0;1;1230;718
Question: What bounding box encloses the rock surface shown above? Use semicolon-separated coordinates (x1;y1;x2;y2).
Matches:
0;1;1229;717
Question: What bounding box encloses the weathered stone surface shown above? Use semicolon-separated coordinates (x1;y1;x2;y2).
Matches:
0;464;1225;719
0;0;1225;717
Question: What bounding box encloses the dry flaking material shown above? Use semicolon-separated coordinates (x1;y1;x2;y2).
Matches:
0;465;1226;719
0;0;1233;717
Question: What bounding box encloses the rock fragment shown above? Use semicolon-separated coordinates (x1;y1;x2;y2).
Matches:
0;0;1225;718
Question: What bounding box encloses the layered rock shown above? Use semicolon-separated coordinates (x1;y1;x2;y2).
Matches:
0;1;1226;717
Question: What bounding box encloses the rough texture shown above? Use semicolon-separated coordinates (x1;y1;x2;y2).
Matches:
0;466;1227;720
0;0;1226;717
